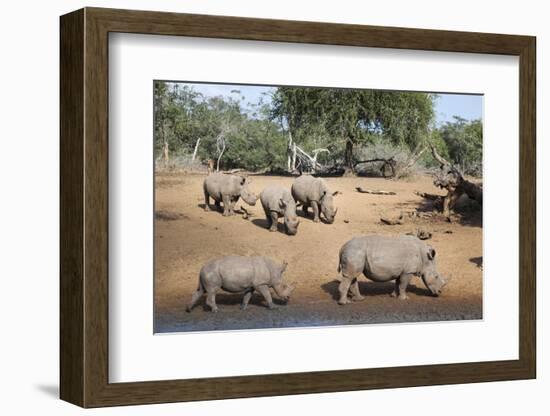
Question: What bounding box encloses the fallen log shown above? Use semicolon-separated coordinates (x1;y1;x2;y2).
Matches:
380;213;405;225
223;168;244;174
414;191;442;201
430;144;483;218
356;187;396;195
354;157;396;178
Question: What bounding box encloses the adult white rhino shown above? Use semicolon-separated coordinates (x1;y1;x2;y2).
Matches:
291;175;338;223
203;173;258;216
337;234;448;305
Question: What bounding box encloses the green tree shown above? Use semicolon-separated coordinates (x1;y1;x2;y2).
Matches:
438;116;483;175
271;87;435;174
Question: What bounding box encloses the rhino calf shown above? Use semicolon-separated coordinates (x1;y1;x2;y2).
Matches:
260;185;300;235
337;235;447;305
186;256;295;312
203;173;258;216
291;175;338;223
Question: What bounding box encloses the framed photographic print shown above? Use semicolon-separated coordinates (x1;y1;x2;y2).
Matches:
60;7;536;408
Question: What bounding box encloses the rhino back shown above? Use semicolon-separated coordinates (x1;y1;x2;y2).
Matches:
344;235;423;281
212;256;255;292
204;173;241;200
260;185;294;214
211;256;272;292
292;175;322;202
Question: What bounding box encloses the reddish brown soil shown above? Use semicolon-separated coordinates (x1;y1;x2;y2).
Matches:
154;173;482;333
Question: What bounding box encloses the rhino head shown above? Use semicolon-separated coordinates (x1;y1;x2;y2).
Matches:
320;191;339;224
238;177;258;206
272;261;295;302
279;199;300;235
421;246;448;296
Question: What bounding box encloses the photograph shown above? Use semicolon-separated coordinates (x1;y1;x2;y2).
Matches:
153;81;484;333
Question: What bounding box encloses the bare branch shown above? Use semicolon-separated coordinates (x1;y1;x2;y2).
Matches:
430;143;450;167
402;146;427;170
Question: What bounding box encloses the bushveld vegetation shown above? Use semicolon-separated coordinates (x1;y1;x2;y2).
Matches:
154;81;482;177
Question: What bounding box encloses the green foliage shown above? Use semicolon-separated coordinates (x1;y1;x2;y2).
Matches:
375;91;435;149
271;87;435;171
154;81;288;171
438;116;483;176
154;81;482;177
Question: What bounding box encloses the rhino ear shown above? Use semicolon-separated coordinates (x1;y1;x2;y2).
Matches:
332;191;341;197
281;261;288;273
427;248;436;260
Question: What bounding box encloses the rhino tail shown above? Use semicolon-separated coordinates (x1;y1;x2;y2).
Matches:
337;263;341;273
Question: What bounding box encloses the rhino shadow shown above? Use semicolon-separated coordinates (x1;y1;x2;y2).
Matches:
412;195;482;228
470;256;483;268
197;293;288;311
197;203;247;216
251;218;287;235
321;279;433;301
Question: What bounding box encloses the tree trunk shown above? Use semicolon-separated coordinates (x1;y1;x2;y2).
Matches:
162;140;169;162
216;134;226;172
192;137;201;161
343;140;355;176
292;143;297;172
287;131;293;173
216;144;225;172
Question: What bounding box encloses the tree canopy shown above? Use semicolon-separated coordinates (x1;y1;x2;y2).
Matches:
270;87;435;174
153;81;483;177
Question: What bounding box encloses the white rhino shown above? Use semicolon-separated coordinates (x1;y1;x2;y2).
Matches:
291;175;338;223
260;185;300;235
186;256;295;312
337;234;448;305
203;173;258;216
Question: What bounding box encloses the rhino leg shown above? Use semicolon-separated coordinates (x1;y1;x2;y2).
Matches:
338;255;364;304
257;285;276;309
391;278;400;298
338;277;353;305
311;201;320;222
349;279;365;301
263;207;272;228
214;200;221;212
240;289;254;310
396;274;412;300
302;203;309;217
205;289;219;312
186;283;204;312
268;212;279;232
221;194;232;216
203;188;211;211
229;196;238;215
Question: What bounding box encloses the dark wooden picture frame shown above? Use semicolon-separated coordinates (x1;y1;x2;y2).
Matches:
60;7;536;408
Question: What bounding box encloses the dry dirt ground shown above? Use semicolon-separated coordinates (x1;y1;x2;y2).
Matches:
154;173;482;333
